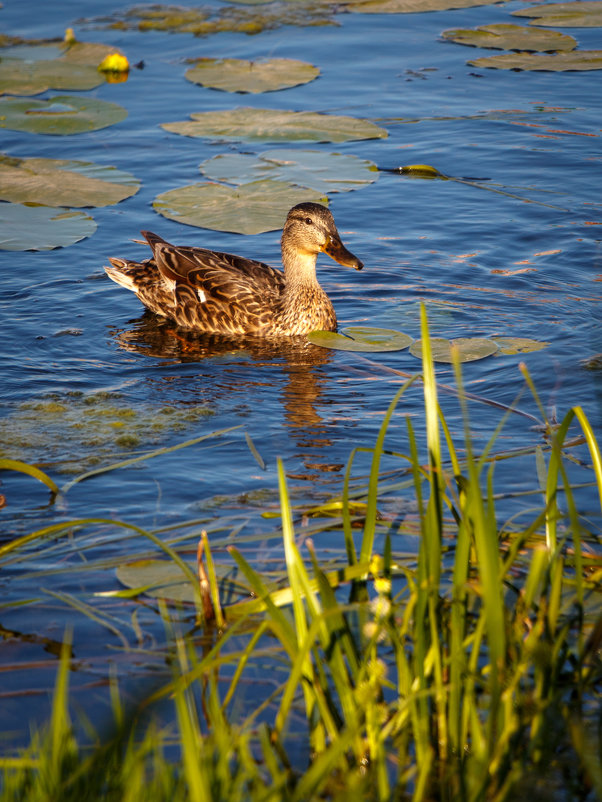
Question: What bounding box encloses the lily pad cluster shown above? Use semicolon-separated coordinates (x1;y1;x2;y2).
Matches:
0;38;129;96
155;113;385;232
0;155;140;250
307;327;548;359
88;3;336;37
511;2;602;28
443;9;602;70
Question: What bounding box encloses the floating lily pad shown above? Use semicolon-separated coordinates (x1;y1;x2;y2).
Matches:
493;337;549;355
0;95;128;135
0;203;96;250
86;3;335;35
395;163;445;178
0;40;128;96
116;559;250;605
512;2;602;28
199;149;378;194
409;337;499;363
467;50;602;71
308;327;413;352
342;0;503;13
185;57;319;94
0;155;140;207
162;107;388;144
154;180;327;235
441;24;577;52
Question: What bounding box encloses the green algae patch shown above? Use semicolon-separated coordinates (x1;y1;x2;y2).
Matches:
0;391;214;472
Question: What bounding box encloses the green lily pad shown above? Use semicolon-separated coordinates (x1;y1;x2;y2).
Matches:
467;50;602;71
308;327;413;352
116;559;250;605
342;0;503;13
185;57;319;94
154;180;327;234
493;337;549;355
512;2;602;28
441;24;577;52
0;155;140;207
0;95;128;135
0;40;128;96
0;203;97;250
162;107;388;144
199;149;378;194
409;337;499;363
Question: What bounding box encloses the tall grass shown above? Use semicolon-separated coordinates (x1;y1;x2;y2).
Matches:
1;308;600;801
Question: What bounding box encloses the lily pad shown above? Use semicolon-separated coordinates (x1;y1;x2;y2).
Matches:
0;155;140;207
161;107;388;144
342;0;503;13
116;559;250;605
409;337;498;363
467;50;602;71
0;40;128;96
199;149;378;194
308;327;413;352
153;180;327;234
493;337;549;355
185;57;319;94
0;203;96;250
441;24;577;52
512;2;602;28
0;95;128;135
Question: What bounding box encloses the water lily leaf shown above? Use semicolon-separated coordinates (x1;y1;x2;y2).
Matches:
0;58;102;96
342;0;503;13
410;337;498;363
199;149;378;194
493;337;549;355
441;24;577;52
0;40;128;96
0;95;128;135
467;50;602;71
0;203;97;250
0;155;140;207
116;559;250;604
308;327;413;352
154;180;327;234
185;57;319;94
162;107;388;143
512;2;602;28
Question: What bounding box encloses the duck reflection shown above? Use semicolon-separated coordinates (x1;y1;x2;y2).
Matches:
109;313;343;479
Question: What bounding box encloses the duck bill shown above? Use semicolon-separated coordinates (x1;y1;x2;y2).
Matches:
323;234;363;271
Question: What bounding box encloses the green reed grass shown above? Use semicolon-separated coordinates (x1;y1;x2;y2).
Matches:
1;307;600;801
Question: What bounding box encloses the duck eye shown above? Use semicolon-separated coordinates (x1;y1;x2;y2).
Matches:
304;217;313;225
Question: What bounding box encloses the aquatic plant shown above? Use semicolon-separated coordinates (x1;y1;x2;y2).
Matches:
0;309;600;801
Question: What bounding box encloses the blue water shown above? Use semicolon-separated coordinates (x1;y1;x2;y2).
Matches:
0;0;601;740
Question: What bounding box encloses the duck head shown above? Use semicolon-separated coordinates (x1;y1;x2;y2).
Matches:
282;202;363;271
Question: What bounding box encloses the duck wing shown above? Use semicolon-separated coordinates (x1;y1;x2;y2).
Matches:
142;231;286;334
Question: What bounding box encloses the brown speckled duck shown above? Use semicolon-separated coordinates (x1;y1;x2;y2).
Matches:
104;202;363;336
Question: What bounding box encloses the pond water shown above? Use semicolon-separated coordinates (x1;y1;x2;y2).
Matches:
0;0;601;745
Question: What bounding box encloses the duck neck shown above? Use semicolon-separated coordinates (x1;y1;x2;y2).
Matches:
281;248;321;295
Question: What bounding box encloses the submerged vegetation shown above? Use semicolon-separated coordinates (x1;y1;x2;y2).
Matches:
1;310;600;801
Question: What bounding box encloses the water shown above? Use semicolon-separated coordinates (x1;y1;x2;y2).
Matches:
0;0;601;741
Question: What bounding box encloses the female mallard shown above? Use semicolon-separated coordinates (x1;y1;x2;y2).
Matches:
104;202;363;336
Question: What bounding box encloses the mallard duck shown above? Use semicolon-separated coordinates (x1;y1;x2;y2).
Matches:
104;202;363;336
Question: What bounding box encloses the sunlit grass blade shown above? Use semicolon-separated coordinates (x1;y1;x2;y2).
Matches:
0;457;59;496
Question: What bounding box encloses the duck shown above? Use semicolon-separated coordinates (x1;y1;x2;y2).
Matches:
104;202;363;337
